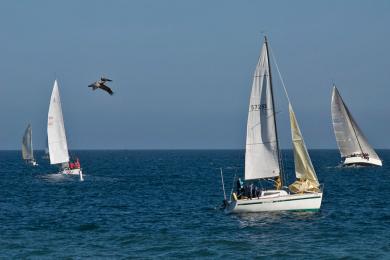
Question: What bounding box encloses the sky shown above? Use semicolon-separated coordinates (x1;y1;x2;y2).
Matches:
0;0;389;150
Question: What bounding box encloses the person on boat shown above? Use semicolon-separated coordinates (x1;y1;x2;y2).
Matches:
74;158;80;168
236;178;244;196
243;184;249;198
249;183;254;199
274;176;282;190
236;179;241;195
255;186;261;198
69;162;75;169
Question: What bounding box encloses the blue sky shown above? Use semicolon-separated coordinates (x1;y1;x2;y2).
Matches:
0;0;389;149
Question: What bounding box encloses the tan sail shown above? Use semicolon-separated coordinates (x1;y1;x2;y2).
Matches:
288;104;320;193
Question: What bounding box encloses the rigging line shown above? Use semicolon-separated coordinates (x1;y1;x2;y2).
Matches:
268;45;291;105
268;45;289;187
344;102;365;156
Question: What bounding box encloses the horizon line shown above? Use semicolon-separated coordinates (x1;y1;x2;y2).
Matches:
2;148;390;151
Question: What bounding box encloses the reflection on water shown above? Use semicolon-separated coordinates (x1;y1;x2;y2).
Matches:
234;210;320;228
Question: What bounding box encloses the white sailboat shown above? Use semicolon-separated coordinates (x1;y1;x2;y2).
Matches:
22;123;38;166
48;80;83;180
42;139;49;160
331;86;382;166
225;37;322;213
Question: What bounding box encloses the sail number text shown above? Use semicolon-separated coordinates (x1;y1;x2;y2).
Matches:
250;104;267;111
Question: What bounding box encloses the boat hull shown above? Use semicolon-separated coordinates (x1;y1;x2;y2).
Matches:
343;156;382;166
226;192;323;213
26;160;38;166
60;168;83;181
60;168;82;175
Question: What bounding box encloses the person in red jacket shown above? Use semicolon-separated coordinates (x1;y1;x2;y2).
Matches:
74;158;80;168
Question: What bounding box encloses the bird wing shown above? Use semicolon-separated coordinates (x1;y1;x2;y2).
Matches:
88;83;98;90
99;83;114;95
101;77;112;82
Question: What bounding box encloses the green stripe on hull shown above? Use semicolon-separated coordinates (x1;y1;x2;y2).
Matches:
238;196;321;206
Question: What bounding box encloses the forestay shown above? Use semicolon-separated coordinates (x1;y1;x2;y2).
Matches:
331;86;379;160
288;104;319;193
47;80;70;165
22;124;34;160
245;42;280;180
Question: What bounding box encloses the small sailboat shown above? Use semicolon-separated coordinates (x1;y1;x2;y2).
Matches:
331;86;382;166
22;124;38;166
47;80;83;180
42;139;49;160
224;36;322;213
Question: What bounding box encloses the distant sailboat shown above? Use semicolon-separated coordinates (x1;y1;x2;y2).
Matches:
42;138;49;160
22;124;38;166
224;36;322;213
47;80;83;180
331;86;382;166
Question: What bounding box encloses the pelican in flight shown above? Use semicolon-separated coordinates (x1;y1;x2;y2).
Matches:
88;77;114;95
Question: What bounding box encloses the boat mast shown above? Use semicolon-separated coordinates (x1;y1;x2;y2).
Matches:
264;36;284;187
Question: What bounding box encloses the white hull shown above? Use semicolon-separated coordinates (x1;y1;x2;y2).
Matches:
344;156;382;166
60;168;82;175
226;190;322;213
27;160;38;166
60;168;84;181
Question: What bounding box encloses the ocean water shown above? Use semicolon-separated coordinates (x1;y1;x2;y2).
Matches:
0;150;389;259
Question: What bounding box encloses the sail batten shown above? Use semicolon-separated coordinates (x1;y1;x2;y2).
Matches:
47;80;69;165
331;86;380;160
245;42;280;180
22;124;34;160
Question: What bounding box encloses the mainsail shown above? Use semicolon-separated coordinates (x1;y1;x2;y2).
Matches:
245;40;280;180
331;86;379;160
22;124;34;160
288;104;319;193
47;80;70;165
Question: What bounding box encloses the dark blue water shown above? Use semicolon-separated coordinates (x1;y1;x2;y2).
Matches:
0;150;389;258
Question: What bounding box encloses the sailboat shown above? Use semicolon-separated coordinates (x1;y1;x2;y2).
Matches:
224;36;322;213
42;139;49;160
22;123;38;166
331;86;382;166
47;80;83;180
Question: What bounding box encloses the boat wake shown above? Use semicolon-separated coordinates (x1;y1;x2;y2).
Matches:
342;164;365;168
37;173;79;183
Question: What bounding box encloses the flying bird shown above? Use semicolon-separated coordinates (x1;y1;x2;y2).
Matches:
88;77;114;95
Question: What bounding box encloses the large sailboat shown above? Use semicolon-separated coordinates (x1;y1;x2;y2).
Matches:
22;123;38;166
48;80;83;180
225;37;322;213
331;86;382;166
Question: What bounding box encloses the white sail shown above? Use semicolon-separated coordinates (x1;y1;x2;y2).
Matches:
245;42;280;180
22;124;34;160
47;80;69;165
331;86;380;160
288;104;319;193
